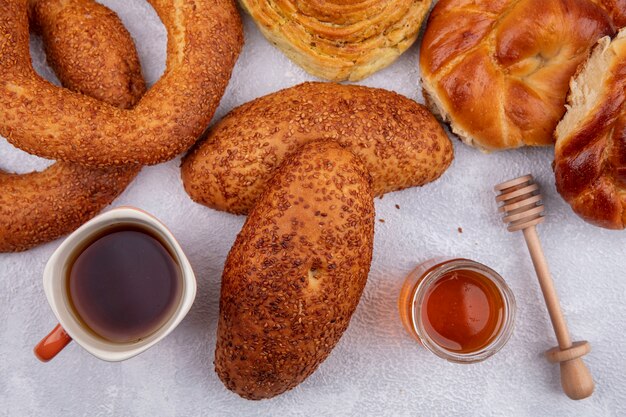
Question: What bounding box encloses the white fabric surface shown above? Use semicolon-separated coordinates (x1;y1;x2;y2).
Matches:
1;1;625;416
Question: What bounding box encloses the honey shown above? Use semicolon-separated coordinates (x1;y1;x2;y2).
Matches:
399;258;515;363
422;269;504;353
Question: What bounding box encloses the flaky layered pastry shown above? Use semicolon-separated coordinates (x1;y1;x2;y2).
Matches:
240;0;431;81
555;28;626;230
420;0;614;151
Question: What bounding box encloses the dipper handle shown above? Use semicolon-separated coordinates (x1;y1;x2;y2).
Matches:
546;341;594;400
495;174;594;400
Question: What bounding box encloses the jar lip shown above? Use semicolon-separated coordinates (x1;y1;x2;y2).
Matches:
411;258;516;363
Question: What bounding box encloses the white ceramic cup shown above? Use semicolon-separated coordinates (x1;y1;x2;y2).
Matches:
34;207;196;362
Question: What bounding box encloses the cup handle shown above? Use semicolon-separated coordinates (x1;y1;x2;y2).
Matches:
34;324;72;362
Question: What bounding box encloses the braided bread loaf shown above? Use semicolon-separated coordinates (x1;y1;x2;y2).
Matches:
420;0;614;151
591;0;626;27
554;28;626;229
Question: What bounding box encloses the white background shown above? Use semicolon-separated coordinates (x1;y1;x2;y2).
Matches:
1;1;625;416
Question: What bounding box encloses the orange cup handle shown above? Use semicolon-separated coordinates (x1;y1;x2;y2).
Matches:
34;324;72;362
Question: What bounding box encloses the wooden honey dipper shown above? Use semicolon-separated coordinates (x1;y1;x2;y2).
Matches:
494;174;594;400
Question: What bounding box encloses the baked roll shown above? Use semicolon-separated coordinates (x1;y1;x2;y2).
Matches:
239;0;431;81
591;0;626;27
215;141;374;400
420;0;614;151
181;82;452;214
554;28;626;229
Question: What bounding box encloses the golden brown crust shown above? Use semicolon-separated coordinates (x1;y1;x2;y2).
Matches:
0;164;138;252
554;28;626;229
0;0;143;252
420;0;614;151
30;0;146;109
591;0;626;27
181;82;453;214
215;141;374;400
0;0;243;166
240;0;431;81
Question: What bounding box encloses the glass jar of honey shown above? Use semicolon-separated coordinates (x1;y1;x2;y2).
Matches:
399;258;516;363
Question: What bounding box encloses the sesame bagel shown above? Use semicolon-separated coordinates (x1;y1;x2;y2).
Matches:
1;0;144;252
29;0;146;110
0;0;243;166
0;164;138;252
